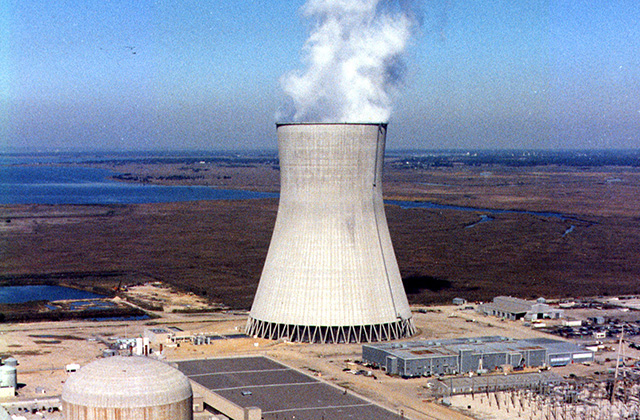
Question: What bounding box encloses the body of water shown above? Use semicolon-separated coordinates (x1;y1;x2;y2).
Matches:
464;214;494;229
0;285;105;304
386;200;572;221
1;158;578;225
0;164;277;205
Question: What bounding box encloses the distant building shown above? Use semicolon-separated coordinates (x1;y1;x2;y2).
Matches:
144;328;173;344
66;364;80;373
143;327;192;345
562;319;582;327
593;331;607;339
102;349;118;358
478;296;564;321
452;297;467;306
363;336;593;378
114;338;137;350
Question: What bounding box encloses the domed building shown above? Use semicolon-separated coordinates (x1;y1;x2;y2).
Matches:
62;356;192;420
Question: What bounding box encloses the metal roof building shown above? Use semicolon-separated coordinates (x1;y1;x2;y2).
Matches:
62;356;193;420
247;123;414;343
520;337;595;366
478;296;564;321
363;336;593;377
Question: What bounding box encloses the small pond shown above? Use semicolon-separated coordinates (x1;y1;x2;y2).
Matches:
0;285;105;304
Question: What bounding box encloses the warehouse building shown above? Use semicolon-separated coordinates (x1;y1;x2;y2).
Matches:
524;337;595;367
362;336;593;378
478;296;564;321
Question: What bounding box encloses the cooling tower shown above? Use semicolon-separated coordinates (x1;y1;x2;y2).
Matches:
247;123;415;343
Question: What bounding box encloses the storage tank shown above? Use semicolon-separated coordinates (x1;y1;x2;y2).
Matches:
247;123;414;343
0;365;17;388
62;356;192;420
2;358;17;367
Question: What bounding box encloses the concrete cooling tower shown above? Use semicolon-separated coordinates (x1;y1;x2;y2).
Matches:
247;123;415;343
62;356;193;420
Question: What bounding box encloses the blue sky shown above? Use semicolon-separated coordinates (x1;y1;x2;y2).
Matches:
1;0;639;151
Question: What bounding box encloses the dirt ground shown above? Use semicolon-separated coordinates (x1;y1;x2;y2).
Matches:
122;282;225;312
0;301;610;420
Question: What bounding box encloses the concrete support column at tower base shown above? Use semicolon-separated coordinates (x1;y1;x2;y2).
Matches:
246;316;415;343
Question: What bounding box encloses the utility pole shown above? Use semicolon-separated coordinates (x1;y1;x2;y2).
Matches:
611;325;624;403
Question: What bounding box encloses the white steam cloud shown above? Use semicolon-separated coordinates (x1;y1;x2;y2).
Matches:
280;0;416;123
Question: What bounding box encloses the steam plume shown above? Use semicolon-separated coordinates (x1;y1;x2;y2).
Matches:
280;0;416;123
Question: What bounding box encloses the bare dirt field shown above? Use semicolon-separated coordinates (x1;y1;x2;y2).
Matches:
122;282;225;312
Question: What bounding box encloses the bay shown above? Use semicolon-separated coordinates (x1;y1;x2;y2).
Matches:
0;164;277;205
0;285;105;304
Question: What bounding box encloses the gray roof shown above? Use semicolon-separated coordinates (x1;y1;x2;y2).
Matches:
62;356;192;408
488;296;535;314
364;336;575;360
521;338;588;355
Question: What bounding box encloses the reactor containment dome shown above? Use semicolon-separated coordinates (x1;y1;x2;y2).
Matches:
62;356;193;420
247;123;415;343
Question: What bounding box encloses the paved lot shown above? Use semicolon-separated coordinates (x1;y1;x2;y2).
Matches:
176;356;407;420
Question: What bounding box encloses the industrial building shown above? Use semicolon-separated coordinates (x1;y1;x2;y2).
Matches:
143;327;248;347
478;296;564;321
247;123;414;343
61;356;193;420
144;327;175;344
362;336;594;378
452;297;467;306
